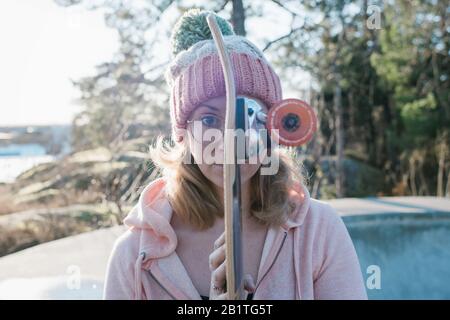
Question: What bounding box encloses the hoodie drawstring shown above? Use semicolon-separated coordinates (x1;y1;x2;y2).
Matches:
293;228;302;299
134;251;146;300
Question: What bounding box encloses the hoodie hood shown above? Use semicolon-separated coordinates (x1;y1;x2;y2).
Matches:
123;178;177;261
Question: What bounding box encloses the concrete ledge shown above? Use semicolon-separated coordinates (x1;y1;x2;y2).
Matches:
0;225;126;299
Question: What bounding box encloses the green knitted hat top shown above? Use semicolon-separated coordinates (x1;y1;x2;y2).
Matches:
170;9;235;56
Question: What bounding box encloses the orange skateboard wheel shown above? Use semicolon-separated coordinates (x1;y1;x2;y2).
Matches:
266;99;317;146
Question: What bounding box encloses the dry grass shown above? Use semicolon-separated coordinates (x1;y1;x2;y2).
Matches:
0;185;26;216
0;205;120;257
0;183;105;216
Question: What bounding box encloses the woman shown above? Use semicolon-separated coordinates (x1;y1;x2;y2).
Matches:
103;9;367;300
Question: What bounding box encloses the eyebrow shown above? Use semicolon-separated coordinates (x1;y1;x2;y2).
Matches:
198;104;220;111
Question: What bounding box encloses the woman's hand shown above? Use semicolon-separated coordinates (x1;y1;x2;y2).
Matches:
209;232;256;300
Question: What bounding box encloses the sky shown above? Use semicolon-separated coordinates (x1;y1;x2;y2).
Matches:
0;0;311;127
0;0;118;126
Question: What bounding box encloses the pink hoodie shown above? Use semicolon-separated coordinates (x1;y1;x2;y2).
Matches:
103;177;368;300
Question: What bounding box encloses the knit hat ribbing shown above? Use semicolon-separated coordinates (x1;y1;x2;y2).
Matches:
165;9;283;142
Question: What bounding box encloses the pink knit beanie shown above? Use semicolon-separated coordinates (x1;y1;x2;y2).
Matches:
165;9;283;142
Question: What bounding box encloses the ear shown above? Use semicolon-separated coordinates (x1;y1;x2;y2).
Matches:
266;99;317;147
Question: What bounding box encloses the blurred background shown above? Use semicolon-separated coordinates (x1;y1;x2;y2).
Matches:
0;0;449;299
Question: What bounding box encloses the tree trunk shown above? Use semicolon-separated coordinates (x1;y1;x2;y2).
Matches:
334;72;345;198
231;0;246;36
437;139;446;197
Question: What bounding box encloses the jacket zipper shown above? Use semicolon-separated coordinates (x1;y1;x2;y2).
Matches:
254;231;288;293
148;270;177;300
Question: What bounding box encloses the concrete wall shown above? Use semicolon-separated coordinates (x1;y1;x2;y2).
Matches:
330;196;450;299
344;212;450;299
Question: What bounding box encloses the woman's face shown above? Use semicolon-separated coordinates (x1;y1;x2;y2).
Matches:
186;95;268;190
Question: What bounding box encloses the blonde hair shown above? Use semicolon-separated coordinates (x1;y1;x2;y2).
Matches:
149;135;308;230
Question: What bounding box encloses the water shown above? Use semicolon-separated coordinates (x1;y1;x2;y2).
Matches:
0;143;47;157
0;144;55;183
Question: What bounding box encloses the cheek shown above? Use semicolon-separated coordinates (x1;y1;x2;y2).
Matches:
189;135;224;165
240;163;261;182
188;135;204;164
198;163;224;188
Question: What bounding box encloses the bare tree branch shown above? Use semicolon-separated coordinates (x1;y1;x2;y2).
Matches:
262;26;302;51
270;0;300;17
214;0;230;12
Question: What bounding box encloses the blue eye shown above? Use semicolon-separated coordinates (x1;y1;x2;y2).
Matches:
201;115;221;128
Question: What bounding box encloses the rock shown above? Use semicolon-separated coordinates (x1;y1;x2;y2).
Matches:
68;147;112;163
